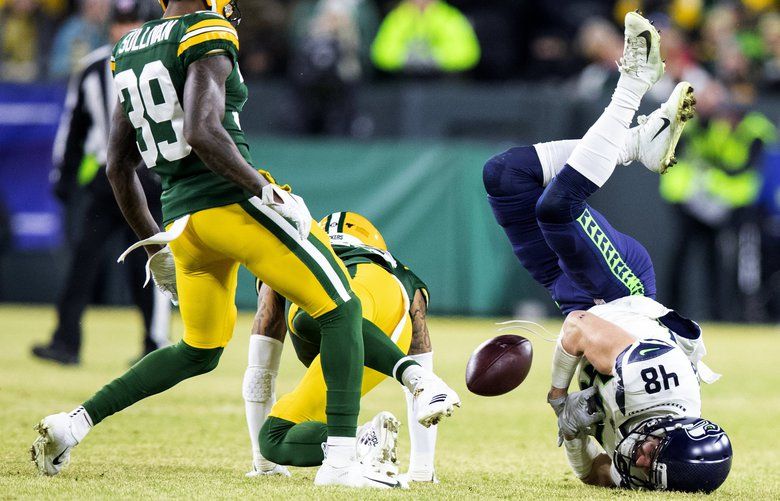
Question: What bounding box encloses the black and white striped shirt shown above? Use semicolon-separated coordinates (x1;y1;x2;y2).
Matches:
51;45;115;191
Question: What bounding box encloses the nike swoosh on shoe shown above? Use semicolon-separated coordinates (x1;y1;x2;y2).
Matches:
652;118;671;140
638;30;652;62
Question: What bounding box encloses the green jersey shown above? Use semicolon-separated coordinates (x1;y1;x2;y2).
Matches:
334;245;429;306
111;11;252;224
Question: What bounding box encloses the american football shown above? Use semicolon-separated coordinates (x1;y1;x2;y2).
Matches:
465;335;532;396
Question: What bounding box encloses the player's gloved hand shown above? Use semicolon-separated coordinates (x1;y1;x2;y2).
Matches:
245;463;291;478
548;387;604;446
261;183;312;240
144;246;178;305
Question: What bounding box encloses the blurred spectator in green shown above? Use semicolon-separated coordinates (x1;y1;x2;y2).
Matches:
47;0;110;80
660;83;777;320
371;0;480;75
288;0;379;135
0;0;43;81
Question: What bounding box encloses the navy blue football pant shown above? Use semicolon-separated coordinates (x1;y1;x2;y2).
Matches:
483;146;656;314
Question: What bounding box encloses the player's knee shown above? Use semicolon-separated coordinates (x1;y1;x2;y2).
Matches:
535;184;572;224
178;341;223;376
483;146;539;197
333;296;362;324
483;154;508;197
561;311;587;350
259;420;289;465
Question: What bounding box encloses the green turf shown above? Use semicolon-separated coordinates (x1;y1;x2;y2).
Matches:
0;305;777;499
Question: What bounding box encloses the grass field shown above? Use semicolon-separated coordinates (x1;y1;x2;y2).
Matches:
0;305;778;499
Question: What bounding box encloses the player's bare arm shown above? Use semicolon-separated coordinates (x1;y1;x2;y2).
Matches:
252;283;287;343
106;102;163;257
182;55;271;197
408;290;431;355
549;311;634;400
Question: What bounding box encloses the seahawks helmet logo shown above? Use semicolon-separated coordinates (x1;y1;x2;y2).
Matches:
684;420;722;440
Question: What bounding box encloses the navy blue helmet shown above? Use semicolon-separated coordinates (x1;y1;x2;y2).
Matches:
614;416;732;492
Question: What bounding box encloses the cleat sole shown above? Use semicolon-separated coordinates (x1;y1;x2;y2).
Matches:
659;82;696;174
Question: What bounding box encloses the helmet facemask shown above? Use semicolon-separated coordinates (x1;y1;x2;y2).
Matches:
614;417;669;490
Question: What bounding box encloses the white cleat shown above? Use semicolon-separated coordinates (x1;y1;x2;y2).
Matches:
618;11;664;89
399;470;440;484
410;374;461;428
245;463;292;478
314;458;403;489
624;81;696;174
356;411;401;478
30;413;80;476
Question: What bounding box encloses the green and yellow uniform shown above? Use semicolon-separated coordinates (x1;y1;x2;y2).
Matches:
260;244;428;466
83;12;364;438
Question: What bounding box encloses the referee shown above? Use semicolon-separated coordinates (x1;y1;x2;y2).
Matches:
33;0;169;365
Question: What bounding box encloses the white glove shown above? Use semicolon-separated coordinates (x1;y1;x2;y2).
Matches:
144;246;178;305
548;387;605;446
245;463;291;478
261;184;312;240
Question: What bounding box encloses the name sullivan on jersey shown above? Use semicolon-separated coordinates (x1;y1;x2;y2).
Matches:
117;20;179;56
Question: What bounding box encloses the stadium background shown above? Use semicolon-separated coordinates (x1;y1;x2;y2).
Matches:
1;0;779;320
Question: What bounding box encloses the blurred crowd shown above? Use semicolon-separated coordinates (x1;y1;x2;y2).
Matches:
0;0;777;86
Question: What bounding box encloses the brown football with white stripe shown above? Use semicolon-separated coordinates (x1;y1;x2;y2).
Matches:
465;335;533;396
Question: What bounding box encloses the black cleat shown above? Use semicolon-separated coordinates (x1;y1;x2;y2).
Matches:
31;344;79;365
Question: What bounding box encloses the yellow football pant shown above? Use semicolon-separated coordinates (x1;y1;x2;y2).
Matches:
168;200;354;349
270;262;413;424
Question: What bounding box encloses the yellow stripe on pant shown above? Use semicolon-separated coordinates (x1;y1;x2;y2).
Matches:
271;262;413;424
167;201;354;349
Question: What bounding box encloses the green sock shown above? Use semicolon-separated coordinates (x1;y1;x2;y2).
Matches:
362;319;419;380
260;416;327;467
316;299;363;437
82;341;223;425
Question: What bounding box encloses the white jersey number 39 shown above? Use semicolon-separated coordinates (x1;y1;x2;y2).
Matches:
114;60;191;167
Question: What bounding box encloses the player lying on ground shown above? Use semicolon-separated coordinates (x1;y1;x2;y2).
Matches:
29;1;410;489
483;11;732;492
242;212;456;487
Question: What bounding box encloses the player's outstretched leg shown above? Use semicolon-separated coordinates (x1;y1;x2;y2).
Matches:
292;313;461;427
533;11;663;304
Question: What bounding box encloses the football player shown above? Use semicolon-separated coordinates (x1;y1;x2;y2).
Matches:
482;11;732;492
30;1;451;489
243;212;454;486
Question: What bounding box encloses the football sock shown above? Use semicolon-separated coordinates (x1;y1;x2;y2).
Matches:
405;352;438;478
243;335;283;471
82;340;222;425
566;73;645;187
533;140;579;186
316;299;363;438
362;319;418;379
325;436;357;467
260;416;328;467
535;139;637;183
